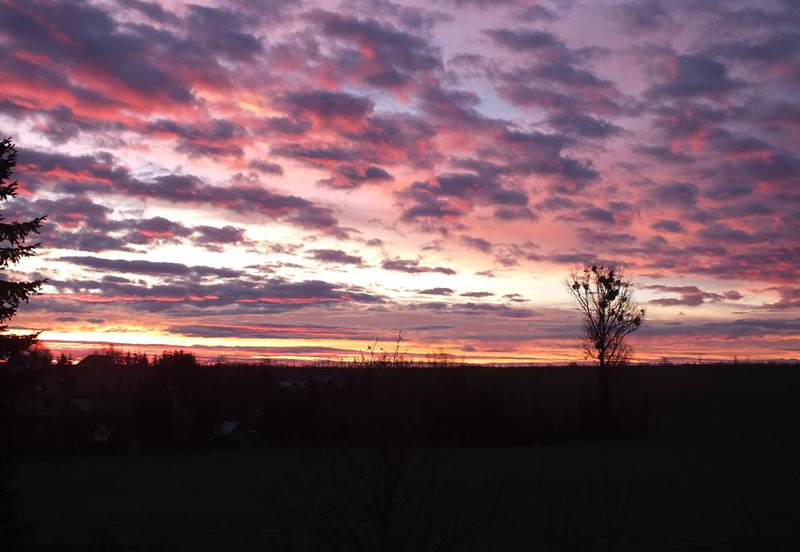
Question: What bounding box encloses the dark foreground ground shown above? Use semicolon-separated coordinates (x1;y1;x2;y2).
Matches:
14;362;800;551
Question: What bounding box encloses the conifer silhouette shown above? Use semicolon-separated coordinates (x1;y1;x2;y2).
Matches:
0;137;46;550
0;137;46;360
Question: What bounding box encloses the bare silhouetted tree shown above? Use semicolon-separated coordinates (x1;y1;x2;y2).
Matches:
566;265;644;407
284;445;501;552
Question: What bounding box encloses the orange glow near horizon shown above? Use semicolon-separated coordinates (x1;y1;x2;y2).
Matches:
2;0;798;365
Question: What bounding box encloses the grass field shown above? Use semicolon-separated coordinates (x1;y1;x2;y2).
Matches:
17;442;800;551
15;363;800;551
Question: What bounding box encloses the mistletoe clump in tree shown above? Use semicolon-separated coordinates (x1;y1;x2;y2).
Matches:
0;137;46;360
566;264;645;407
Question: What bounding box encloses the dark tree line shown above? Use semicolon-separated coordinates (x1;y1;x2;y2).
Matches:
13;353;650;455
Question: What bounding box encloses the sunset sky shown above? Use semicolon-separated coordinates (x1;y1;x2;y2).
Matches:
1;0;798;363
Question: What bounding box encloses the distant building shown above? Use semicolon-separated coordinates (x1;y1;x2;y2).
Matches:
279;374;334;390
211;420;242;446
9;353;147;450
279;377;307;390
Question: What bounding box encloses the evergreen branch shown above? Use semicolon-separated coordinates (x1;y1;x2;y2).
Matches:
0;217;45;245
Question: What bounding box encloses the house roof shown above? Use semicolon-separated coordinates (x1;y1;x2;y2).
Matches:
213;421;240;435
66;355;148;399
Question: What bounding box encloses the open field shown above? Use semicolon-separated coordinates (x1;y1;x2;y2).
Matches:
14;363;800;551
17;442;800;551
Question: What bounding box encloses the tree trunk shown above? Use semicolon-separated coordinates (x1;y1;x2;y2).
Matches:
597;356;611;410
